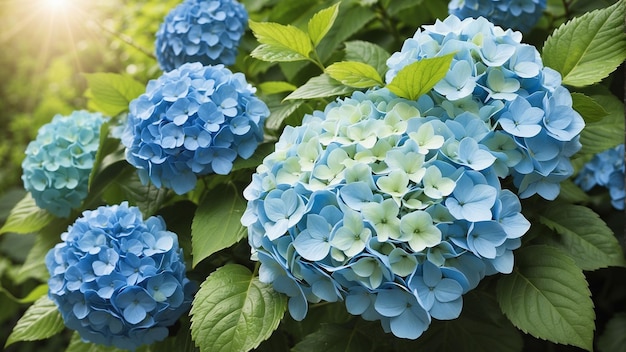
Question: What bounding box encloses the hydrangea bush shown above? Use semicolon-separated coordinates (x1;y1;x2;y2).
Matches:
155;0;248;71
21;110;107;217
448;0;547;32
386;15;584;200
122;62;269;195
3;1;625;352
576;144;625;210
45;202;195;350
242;88;531;338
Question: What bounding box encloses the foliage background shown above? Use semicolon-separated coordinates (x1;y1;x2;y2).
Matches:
0;0;624;351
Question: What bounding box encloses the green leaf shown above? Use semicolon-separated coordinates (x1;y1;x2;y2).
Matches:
83;73;145;116
191;185;247;267
579;93;624;156
542;0;626;87
265;99;305;131
285;74;355;100
5;295;65;347
114;172;171;216
308;2;341;46
597;313;626;352
344;40;391;77
386;54;454;100
249;21;313;61
326;61;383;88
258;81;297;95
570;92;608;123
0;194;55;235
15;231;61;284
538;204;626;270
316;5;377;63
292;323;375;352
65;331;151;352
190;264;287;352
403;291;522;352
231;143;275;172
557;179;590;203
497;245;595;351
0;284;48;304
88;122;121;189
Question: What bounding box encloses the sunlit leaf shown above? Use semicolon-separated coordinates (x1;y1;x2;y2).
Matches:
542;0;626;87
386;54;454;100
308;2;341;46
83;73;145;117
0;194;55;235
285;74;355;100
326;61;383;88
5;296;64;347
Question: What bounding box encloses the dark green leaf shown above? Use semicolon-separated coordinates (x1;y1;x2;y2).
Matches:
597;313;626;352
579;93;624;156
265;100;305;131
538;204;626;270
326;61;383;88
497;245;595;351
386;54;454;100
542;0;626;87
285;74;355;100
571;92;609;123
292;323;375;352
190;264;287;352
231;143;275;172
191;185;247;267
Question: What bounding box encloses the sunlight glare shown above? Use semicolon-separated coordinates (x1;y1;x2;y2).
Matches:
42;0;71;11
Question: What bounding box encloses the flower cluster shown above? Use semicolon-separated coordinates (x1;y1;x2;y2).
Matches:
448;0;546;33
46;202;195;350
575;144;625;210
242;88;530;339
21;111;107;217
386;15;584;200
155;0;248;72
122;62;269;195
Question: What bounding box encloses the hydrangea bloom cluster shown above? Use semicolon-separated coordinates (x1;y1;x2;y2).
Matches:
386;15;584;200
448;0;546;33
575;144;625;210
46;202;195;350
21;110;107;217
242;88;531;339
122;62;269;195
155;0;248;71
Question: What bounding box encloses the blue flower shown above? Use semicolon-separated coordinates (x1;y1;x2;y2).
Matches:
386;15;584;200
242;88;530;340
22;111;107;217
123;62;268;195
575;144;625;210
155;0;248;71
448;0;546;33
45;202;195;350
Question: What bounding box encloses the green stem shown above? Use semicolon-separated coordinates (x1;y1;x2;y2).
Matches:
308;50;327;72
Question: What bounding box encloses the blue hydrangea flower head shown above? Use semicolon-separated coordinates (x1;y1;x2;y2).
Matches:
386;15;584;200
575;144;625;210
448;0;546;33
21;110;107;217
46;202;195;350
242;88;530;339
122;62;269;195
155;0;248;71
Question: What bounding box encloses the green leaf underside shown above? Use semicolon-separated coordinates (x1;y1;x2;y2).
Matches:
386;53;454;100
542;0;626;87
285;74;355;100
538;204;626;270
292;324;375;352
191;186;247;267
83;73;145;117
570;92;608;123
344;40;391;77
406;291;522;352
0;194;55;235
326;61;383;88
249;21;313;60
265;100;305;131
579;93;625;156
190;264;287;352
5;295;65;347
307;2;340;46
497;245;595;351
